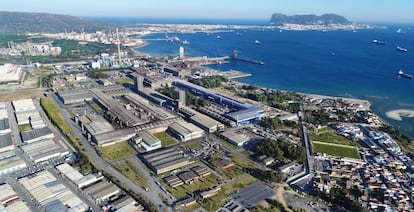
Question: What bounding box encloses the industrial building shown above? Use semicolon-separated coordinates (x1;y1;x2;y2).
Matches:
20;126;54;144
167;121;204;142
189;111;224;133
0;133;14;153
0;184;29;211
57;89;93;105
0;150;15;160
111;196;144;212
56;163;104;189
163;175;184;188
173;80;264;125
93;128;136;147
140;148;193;174
19;170;89;211
0;156;26;176
136;130;161;152
163;66;181;77
12;99;46;127
0;103;11;135
0;64;24;83
21;138;69;163
0;102;8;119
84;180;120;205
220;130;250;147
78;113;114;137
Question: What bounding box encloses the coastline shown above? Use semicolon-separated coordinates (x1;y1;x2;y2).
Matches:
386;109;414;121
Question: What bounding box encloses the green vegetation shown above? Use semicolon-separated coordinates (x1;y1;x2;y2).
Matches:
231;154;258;169
251;199;287;212
158;84;176;99
113;161;148;189
53;39;117;58
312;141;360;159
40;97;97;174
97;142;136;161
153;131;177;147
260;117;298;130
0;34;27;47
164;174;220;200
310;128;361;147
255;139;306;163
18;124;32;132
314;187;366;212
186;92;210;107
239;90;300;112
117;77;134;84
197;174;257;211
380;125;414;154
218;166;244;180
189;75;228;88
90;102;103;113
87;70;108;79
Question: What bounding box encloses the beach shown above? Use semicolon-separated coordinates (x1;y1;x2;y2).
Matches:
385;109;414;121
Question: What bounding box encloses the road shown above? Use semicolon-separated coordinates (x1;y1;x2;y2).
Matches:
49;93;167;209
47;167;101;211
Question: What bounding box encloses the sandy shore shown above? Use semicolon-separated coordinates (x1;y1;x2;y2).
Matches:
385;109;414;121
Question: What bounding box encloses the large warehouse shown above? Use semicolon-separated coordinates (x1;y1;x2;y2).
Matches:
141;148;193;174
167;121;204;142
21;138;69;163
173;80;264;125
0;64;24;83
137;130;161;152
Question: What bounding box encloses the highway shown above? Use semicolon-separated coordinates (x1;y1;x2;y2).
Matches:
49;93;167;209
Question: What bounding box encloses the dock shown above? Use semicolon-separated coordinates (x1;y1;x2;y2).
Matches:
232;50;264;65
220;70;252;79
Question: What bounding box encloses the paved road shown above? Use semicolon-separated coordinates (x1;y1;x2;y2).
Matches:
4;175;41;212
49;93;167;210
48;167;102;211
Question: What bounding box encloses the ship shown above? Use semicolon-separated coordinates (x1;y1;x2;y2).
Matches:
396;28;406;33
396;46;408;52
216;35;221;39
373;39;386;45
236;32;243;36
397;70;413;79
255;40;262;45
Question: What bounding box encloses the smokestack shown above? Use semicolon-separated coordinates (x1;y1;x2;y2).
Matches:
116;27;122;66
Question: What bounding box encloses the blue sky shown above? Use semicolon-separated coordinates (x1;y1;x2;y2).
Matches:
2;0;413;22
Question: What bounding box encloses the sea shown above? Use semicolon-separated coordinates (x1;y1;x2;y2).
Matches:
95;17;414;138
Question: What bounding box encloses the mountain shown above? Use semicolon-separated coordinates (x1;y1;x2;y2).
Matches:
0;11;109;33
270;13;352;26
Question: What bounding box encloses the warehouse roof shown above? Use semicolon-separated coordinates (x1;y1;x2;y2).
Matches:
137;131;160;146
20;127;53;142
168;122;203;136
0;133;12;149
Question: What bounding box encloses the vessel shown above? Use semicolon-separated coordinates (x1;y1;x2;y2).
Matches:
255;40;262;45
396;28;405;33
216;35;221;39
373;39;385;45
396;46;408;52
397;70;413;79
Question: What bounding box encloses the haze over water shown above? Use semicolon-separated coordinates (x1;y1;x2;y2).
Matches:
136;21;414;138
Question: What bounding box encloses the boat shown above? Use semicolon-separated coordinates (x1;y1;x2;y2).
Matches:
373;39;386;45
236;32;243;36
216;35;221;39
397;70;413;79
396;46;408;52
396;28;406;33
255;40;262;45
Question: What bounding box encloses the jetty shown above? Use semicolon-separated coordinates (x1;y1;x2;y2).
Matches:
232;50;264;65
221;70;252;79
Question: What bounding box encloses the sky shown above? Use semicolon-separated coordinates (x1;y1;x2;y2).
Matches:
2;0;413;23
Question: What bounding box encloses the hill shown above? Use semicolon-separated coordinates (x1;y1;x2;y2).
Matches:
0;11;109;33
270;13;351;26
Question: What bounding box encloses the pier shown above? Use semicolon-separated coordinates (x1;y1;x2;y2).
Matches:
232;50;264;65
220;70;252;79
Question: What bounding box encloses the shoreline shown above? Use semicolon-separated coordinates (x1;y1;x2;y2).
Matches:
385;109;414;121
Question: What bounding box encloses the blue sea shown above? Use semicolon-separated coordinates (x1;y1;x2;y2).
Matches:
110;18;414;138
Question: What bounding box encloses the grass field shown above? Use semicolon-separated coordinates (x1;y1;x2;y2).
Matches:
97;142;136;161
153;131;177;147
113;161;148;189
117;77;134;84
197;174;257;211
90;102;103;113
18;124;32;132
164;173;221;200
312;141;360;159
231;154;258;169
218;166;244;180
310;128;361;147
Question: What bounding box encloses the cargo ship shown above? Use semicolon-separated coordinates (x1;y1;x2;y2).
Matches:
373;39;385;45
396;46;408;52
397;70;413;79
